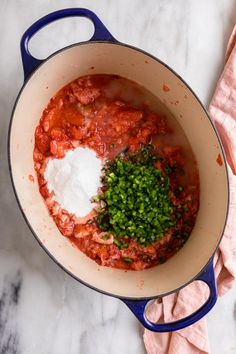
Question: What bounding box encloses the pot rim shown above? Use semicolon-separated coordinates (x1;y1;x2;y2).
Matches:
7;39;230;300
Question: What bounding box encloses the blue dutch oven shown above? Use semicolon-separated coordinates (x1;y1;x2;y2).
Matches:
8;8;229;332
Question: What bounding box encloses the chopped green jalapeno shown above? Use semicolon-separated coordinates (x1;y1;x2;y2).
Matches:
95;145;175;246
159;256;166;264
165;165;172;174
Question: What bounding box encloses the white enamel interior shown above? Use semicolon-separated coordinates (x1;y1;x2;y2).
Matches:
9;43;229;298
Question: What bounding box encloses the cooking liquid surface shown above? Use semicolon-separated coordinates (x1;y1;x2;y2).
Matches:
34;74;199;271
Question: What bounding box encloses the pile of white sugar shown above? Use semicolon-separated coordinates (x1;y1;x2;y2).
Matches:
44;147;102;217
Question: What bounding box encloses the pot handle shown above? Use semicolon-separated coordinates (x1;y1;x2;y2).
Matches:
122;258;217;332
20;8;116;80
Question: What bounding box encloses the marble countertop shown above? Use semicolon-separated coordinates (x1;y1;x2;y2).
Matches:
0;0;236;353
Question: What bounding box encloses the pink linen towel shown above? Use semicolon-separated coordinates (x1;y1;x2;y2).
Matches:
143;27;236;354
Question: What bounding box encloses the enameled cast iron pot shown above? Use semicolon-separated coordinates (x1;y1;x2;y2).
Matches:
8;8;229;332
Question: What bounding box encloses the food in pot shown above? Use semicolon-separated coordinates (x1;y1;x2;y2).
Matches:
34;74;200;270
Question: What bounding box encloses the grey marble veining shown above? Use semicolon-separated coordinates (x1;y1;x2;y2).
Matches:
0;271;21;354
0;1;236;353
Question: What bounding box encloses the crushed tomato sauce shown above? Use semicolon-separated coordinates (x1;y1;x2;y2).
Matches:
216;153;223;166
34;74;200;271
